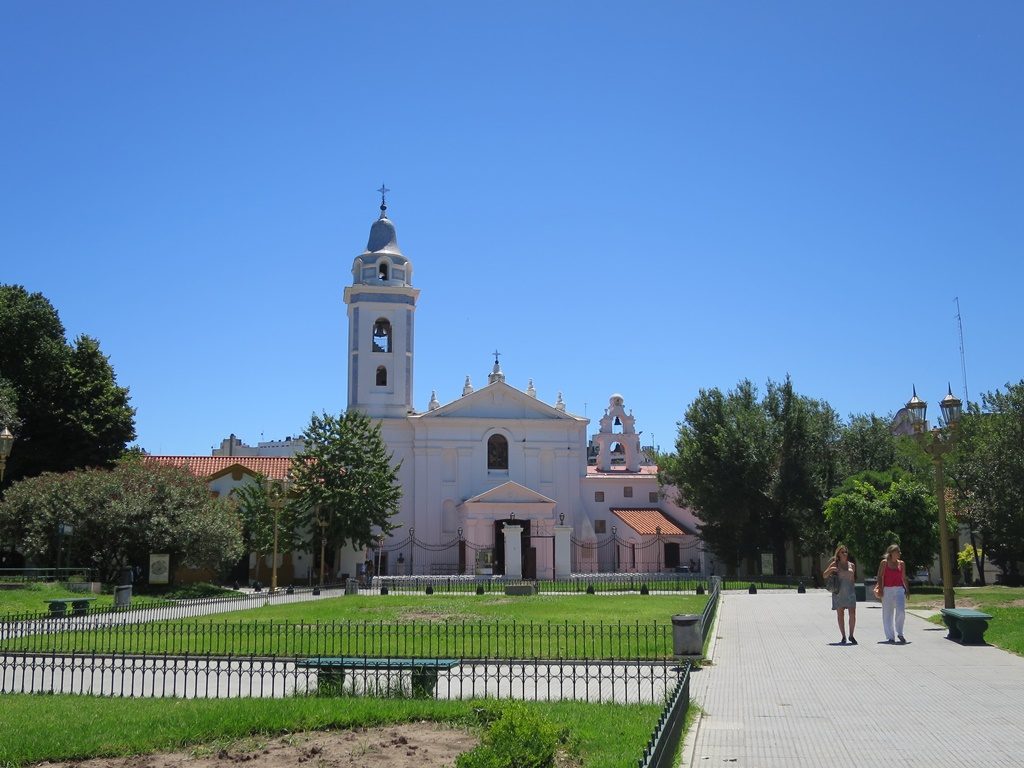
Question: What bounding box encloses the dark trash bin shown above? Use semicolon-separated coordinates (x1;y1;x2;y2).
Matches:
855;582;866;602
672;614;702;656
114;584;132;607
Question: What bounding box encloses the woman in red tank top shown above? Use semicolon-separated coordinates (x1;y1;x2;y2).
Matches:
874;544;910;643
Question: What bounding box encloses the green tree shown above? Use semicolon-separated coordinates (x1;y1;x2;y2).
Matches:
948;380;1024;579
0;459;243;582
764;378;841;568
824;470;937;572
290;410;402;557
0;285;135;485
836;414;899;478
662;377;840;575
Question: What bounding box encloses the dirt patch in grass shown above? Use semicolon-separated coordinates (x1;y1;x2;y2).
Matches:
35;724;479;768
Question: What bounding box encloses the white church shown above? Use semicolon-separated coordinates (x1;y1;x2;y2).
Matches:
153;197;705;584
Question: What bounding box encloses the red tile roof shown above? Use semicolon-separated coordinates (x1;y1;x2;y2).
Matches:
144;456;293;481
610;508;691;536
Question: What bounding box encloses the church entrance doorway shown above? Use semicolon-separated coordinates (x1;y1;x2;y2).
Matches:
493;519;535;578
664;542;680;570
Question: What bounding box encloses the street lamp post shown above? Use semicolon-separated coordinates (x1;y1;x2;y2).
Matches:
264;476;290;594
0;425;14;485
905;385;963;610
318;517;328;587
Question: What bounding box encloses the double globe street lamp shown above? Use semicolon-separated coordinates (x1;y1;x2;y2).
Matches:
904;385;963;610
263;475;291;594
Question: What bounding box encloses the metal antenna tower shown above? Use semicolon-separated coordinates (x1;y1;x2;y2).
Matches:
955;297;969;408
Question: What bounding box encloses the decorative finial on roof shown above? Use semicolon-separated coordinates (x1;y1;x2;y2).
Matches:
555;392;566;412
463;376;474;396
488;350;505;384
429;390;440;411
377;183;390;218
527;379;536;398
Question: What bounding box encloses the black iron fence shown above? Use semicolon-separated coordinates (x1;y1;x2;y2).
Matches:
375;573;715;595
638;662;691;768
0;651;683;704
1;616;676;659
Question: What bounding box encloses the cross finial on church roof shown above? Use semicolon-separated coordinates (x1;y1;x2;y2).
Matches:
492;349;501;365
377;184;390;215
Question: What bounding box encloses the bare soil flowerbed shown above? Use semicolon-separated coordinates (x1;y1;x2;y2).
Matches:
35;725;479;768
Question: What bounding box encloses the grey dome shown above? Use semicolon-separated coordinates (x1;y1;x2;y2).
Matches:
366;215;403;257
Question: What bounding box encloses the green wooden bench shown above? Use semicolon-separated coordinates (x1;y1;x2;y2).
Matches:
940;607;993;645
45;597;96;617
294;657;460;697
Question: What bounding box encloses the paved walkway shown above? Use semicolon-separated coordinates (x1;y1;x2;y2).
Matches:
683;590;1023;767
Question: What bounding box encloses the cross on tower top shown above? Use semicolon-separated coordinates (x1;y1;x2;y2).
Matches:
492;349;501;365
377;184;390;214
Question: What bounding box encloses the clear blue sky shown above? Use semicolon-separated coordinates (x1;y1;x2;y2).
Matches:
2;2;1021;456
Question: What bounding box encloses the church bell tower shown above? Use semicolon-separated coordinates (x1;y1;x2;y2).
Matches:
343;188;420;417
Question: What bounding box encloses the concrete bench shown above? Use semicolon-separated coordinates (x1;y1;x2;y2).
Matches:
294;657;460;697
504;584;536;596
45;597;96;617
940;607;993;645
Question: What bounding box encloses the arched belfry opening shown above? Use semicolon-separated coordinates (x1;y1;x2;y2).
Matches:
593;394;642;472
375;366;388;386
372;319;392;353
378;262;389;281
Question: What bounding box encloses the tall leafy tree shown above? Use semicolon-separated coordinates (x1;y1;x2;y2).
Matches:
0;285;135;485
0;459;243;582
663;381;768;573
836;414;899;478
290;410;402;557
948;380;1024;579
662;378;840;575
764;379;841;569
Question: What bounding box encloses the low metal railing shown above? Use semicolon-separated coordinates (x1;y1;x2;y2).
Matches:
1;616;676;659
0;651;682;704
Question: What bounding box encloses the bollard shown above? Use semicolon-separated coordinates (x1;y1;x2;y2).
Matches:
671;614;703;656
797;580;806;594
748;583;757;594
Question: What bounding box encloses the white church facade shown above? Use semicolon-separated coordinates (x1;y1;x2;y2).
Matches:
340;197;703;580
148;198;706;584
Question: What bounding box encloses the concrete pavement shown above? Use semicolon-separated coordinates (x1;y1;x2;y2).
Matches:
683;589;1023;767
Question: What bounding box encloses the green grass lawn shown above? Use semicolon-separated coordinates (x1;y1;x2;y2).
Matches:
1;593;706;659
908;585;1024;656
0;693;676;768
0;582;116;616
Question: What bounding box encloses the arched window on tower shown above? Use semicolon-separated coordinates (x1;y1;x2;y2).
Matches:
378;262;390;281
375;366;388;386
487;434;509;470
372;319;392;353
